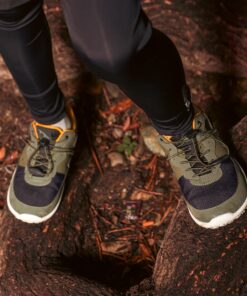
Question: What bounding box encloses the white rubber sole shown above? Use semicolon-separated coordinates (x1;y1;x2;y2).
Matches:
188;195;247;229
6;168;65;224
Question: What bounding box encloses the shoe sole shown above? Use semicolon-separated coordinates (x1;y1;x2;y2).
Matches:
188;160;247;229
6;168;66;224
188;196;247;229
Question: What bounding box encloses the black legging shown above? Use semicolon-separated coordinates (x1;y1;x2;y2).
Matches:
0;0;194;135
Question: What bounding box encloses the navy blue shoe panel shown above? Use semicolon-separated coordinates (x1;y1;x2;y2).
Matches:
13;166;65;207
178;158;238;210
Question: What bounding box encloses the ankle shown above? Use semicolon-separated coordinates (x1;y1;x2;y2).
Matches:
53;115;71;130
151;107;195;137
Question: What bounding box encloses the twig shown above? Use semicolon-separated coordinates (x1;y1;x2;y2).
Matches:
142;221;155;227
104;98;132;115
125;123;139;131
145;155;157;191
141;207;155;219
86;130;104;177
115;235;138;241
90;205;103;260
122;116;131;131
107;227;134;235
139;243;153;258
101;252;126;261
139;232;156;262
132;109;141;124
160;200;182;248
143;154;157;170
91;205;115;226
136;188;165;196
158;206;173;226
102;84;111;107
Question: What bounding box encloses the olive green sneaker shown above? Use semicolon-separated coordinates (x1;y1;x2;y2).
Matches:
7;105;77;223
158;111;247;229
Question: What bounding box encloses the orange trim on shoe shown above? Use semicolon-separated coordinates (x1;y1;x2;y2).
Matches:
65;102;77;131
192;118;196;130
32;121;64;141
192;112;202;130
31;102;77;142
163;135;172;142
56;103;77;142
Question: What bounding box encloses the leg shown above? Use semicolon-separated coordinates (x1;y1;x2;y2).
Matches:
61;0;194;136
61;0;247;229
3;1;77;223
0;0;65;124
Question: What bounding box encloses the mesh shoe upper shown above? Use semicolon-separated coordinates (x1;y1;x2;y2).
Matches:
13;166;65;207
14;121;76;205
7;104;77;222
178;158;238;209
158;112;247;213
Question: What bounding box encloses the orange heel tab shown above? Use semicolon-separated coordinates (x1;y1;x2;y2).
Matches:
163;135;172;142
65;102;77;131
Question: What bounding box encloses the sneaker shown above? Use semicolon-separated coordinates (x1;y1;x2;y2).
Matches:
158;111;247;229
7;105;77;223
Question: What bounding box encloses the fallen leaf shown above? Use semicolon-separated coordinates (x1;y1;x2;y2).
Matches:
105;98;132;114
5;150;19;164
0;147;6;161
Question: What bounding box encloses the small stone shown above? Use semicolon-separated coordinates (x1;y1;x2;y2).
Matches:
130;189;153;201
148;238;155;246
101;241;132;255
112;214;118;225
125;200;142;220
154;213;162;226
96;137;102;144
159;172;166;178
129;155;137;165
121;188;127;199
112;128;123;139
140;125;166;157
107;152;125;167
107;113;116;124
124;130;132;137
191;88;198;95
104;81;122;98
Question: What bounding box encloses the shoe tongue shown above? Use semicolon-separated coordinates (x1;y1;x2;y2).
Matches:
165;129;195;143
34;124;62;142
163;113;209;143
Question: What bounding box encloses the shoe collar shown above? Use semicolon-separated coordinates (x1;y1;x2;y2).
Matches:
32;103;77;143
162;112;203;143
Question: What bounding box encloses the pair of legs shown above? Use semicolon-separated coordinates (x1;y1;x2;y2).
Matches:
2;0;247;228
0;0;193;135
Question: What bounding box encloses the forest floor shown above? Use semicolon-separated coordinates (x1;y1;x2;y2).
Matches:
0;0;246;293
